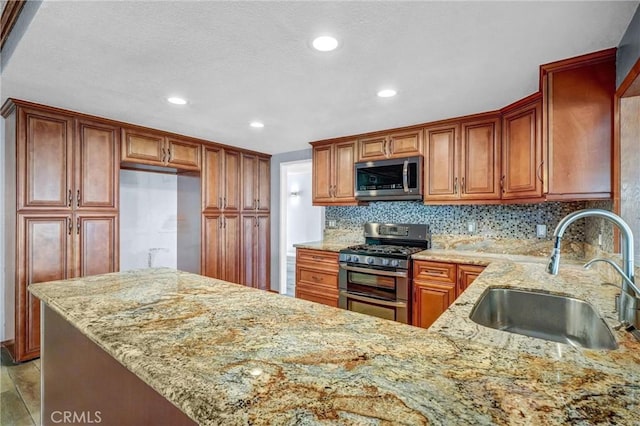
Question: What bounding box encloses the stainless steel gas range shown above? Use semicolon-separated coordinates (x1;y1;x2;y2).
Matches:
338;223;431;324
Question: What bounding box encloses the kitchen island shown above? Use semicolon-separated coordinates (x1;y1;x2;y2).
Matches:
30;266;639;425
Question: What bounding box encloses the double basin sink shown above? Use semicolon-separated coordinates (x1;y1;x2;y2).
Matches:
469;287;618;350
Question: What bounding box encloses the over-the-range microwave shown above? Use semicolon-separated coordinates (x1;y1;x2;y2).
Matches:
354;156;423;201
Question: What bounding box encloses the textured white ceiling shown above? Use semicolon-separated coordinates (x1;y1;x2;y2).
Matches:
1;1;637;154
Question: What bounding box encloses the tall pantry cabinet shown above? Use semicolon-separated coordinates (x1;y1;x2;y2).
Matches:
2;100;119;362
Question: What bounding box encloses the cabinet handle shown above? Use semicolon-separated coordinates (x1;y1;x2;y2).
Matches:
312;256;322;260
311;275;321;282
219;197;222;208
68;217;72;235
167;148;172;162
223;197;227;208
500;175;505;193
453;177;458;194
383;139;389;157
219;217;222;229
461;177;465;194
77;189;81;207
536;161;544;183
68;190;72;207
161;147;166;163
77;217;80;235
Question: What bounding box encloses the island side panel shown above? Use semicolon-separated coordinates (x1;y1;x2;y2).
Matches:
41;303;196;426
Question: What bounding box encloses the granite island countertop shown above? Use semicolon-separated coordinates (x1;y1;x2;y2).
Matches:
30;266;640;425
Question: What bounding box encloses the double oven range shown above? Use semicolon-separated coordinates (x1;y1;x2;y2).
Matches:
338;223;431;324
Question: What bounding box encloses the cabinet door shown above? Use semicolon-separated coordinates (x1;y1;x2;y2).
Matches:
460;118;501;200
424;124;459;201
121;128;165;166
221;214;241;283
166;137;201;171
75;119;120;210
412;282;456;329
17;108;74;209
202;146;223;211
358;135;388;161
388;129;422;158
241;215;256;286
17;214;73;361
312;144;333;203
223;150;241;212
241;154;257;212
333;140;357;201
255;215;270;290
75;213;118;277
457;264;485;297
502;98;543;200
544;53;615;198
202;214;222;278
256;157;270;212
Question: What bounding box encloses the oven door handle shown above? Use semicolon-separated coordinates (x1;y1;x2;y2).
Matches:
402;159;409;193
340;291;408;307
339;263;408;278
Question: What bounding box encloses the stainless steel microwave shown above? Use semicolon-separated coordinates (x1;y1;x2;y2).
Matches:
354;156;423;201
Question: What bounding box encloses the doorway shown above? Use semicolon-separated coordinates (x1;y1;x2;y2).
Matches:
279;160;324;296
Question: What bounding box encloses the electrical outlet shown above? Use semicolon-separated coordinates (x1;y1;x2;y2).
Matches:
536;224;547;238
467;221;476;233
327;220;337;229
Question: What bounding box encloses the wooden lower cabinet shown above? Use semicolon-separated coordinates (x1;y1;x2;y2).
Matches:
295;248;339;307
13;212;118;362
240;214;270;290
412;260;485;329
202;214;241;283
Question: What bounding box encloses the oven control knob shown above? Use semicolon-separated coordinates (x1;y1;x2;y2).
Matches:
390;259;400;267
344;254;352;262
352;256;360;263
381;258;390;266
366;257;375;265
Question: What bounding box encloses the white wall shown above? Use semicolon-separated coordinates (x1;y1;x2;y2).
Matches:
1;112;5;342
120;170;178;271
285;169;322;255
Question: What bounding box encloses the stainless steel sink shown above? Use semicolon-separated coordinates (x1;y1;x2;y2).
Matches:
469;287;618;350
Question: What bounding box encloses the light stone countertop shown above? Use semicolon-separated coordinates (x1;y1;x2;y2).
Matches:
29;263;640;425
293;240;359;253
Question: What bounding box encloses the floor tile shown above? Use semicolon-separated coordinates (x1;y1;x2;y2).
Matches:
32;359;41;370
1;389;35;426
6;362;41;421
1;364;16;393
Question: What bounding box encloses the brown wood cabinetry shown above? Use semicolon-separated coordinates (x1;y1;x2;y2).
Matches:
295;248;340;307
357;129;422;161
3;100;120;362
202;213;241;283
312;140;357;205
412;260;485;329
240;215;270;290
202;146;241;211
541;48;615;200
241;153;270;212
424;115;500;203
121;128;200;171
500;94;543;200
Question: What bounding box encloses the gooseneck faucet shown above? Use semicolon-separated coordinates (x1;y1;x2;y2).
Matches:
547;209;639;330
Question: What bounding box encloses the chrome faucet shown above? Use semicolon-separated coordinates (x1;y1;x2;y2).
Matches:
547;209;639;330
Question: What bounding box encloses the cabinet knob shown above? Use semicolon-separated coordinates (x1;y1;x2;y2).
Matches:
77;217;80;235
461;177;465;194
453;177;458;194
68;217;72;235
68;190;73;207
77;189;81;207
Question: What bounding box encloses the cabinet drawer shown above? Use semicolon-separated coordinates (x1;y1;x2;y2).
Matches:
296;248;339;270
297;267;338;288
295;287;338;308
413;260;456;283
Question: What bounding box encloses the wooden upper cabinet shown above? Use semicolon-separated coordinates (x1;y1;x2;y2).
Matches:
312;140;357;205
423;115;500;203
121;128;165;165
241;154;271;212
121;128;201;171
460;116;501;200
501;94;543;200
75;119;120;210
165;137;201;171
357;129;422;161
541;48;615;200
202;146;240;212
424;124;459;201
17;108;74;210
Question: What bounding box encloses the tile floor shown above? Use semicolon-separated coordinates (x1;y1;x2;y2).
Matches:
1;347;41;426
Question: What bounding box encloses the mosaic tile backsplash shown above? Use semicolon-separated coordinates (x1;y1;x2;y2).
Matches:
325;201;615;253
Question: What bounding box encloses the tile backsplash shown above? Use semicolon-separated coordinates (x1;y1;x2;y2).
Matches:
325;201;614;251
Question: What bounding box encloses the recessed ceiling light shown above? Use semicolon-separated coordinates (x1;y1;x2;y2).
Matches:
377;89;397;98
167;97;187;105
312;36;339;52
250;121;264;128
